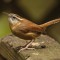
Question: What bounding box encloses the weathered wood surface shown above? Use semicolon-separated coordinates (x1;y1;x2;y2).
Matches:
0;34;60;60
0;41;26;60
0;54;6;60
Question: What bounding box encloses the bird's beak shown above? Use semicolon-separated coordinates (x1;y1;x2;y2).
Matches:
3;12;10;16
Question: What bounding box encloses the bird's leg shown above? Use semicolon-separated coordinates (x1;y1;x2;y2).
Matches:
19;39;35;52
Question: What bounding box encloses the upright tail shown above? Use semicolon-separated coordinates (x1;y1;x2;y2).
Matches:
39;18;60;28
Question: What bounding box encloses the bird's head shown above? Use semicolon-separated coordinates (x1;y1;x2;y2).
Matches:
3;12;23;25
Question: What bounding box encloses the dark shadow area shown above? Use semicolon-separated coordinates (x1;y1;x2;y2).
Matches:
0;54;7;60
43;0;60;23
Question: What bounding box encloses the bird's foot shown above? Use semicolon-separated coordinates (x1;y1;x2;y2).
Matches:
18;40;35;52
15;40;46;52
19;47;35;52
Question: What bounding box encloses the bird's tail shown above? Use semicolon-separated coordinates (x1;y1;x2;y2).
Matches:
39;18;60;28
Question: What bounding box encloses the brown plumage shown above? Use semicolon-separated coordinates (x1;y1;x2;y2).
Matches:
3;12;60;51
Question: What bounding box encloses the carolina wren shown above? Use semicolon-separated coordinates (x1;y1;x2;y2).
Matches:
3;12;60;51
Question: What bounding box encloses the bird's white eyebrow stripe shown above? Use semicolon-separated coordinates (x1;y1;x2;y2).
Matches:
14;15;23;20
18;17;23;20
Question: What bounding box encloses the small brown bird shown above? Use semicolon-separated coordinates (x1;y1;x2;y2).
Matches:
3;12;60;51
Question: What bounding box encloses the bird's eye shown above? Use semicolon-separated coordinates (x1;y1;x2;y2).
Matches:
12;16;16;20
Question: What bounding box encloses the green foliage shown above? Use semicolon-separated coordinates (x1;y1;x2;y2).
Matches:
0;14;11;37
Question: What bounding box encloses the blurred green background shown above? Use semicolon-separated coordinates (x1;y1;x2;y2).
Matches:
0;0;60;42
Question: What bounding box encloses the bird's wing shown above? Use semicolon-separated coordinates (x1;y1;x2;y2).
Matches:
27;24;43;33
